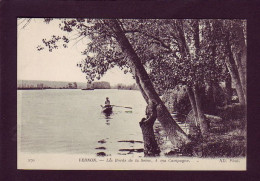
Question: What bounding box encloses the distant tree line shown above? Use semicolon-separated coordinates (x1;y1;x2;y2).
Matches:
112;83;139;90
18;81;79;89
87;81;110;89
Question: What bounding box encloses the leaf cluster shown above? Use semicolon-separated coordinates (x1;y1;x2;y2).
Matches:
37;19;245;87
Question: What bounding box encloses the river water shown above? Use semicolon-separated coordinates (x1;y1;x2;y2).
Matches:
17;89;147;157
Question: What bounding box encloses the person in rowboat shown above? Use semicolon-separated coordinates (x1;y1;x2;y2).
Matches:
105;97;111;108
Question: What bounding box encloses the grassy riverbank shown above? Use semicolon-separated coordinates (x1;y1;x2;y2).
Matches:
154;103;246;157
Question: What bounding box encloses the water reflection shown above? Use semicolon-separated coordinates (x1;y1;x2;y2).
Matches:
105;119;110;125
95;147;106;150
96;138;110;157
104;112;112;118
96;152;106;156
119;148;144;153
117;140;144;155
102;112;113;125
98;139;107;144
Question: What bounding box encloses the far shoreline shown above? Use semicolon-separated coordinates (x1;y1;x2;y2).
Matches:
17;88;139;90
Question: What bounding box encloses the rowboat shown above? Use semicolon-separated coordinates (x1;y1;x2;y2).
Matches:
101;105;113;114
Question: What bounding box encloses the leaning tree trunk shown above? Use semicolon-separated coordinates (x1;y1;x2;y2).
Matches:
232;49;246;98
135;76;149;104
186;86;201;136
139;101;160;156
136;76;160;156
193;86;210;136
231;25;247;103
225;35;246;106
108;19;190;148
186;87;198;125
140;119;160;156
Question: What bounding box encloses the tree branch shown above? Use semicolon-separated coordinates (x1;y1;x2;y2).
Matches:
123;29;172;51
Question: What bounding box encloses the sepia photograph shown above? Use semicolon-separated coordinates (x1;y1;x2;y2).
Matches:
17;18;247;170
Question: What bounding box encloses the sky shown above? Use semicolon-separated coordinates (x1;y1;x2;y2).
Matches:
17;18;135;86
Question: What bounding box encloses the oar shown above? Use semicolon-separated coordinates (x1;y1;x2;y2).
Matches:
111;105;132;109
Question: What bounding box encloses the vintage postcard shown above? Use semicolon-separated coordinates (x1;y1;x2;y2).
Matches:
17;18;246;170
